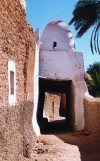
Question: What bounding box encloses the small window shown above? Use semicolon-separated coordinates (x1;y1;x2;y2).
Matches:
10;71;14;95
53;42;57;48
8;61;16;105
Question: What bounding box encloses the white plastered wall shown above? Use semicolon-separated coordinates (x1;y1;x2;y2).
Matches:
73;81;88;130
32;42;40;136
40;20;75;51
39;50;84;82
39;20;88;131
19;0;26;13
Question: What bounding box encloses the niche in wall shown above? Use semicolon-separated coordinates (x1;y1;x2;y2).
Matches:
8;60;16;105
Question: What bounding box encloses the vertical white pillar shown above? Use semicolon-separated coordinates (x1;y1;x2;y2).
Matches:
33;43;40;136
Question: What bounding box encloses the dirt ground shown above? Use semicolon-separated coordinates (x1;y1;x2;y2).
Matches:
32;120;100;161
55;132;100;161
31;134;81;161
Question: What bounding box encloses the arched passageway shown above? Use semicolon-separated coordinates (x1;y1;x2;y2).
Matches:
37;78;72;134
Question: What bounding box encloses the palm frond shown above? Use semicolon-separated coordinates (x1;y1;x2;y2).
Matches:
69;0;100;54
90;22;100;54
97;28;100;54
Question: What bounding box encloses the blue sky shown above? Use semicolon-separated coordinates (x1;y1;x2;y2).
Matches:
26;0;100;71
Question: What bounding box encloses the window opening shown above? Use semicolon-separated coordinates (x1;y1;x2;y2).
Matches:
8;60;16;105
10;71;14;95
53;42;57;48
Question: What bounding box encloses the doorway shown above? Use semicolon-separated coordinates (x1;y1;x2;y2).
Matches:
37;78;72;133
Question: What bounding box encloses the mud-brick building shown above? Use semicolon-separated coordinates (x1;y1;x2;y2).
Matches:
0;0;37;160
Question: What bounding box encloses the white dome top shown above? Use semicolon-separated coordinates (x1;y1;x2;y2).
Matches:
40;20;75;51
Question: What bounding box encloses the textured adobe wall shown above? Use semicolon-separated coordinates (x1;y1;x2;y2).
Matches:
0;0;36;160
0;0;36;106
0;102;36;161
84;96;100;137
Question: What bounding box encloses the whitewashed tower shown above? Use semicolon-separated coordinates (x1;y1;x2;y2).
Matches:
34;20;88;134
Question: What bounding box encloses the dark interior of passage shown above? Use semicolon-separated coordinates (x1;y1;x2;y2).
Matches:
37;78;72;133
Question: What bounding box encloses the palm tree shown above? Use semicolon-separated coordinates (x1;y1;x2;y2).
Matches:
87;62;100;97
69;0;100;54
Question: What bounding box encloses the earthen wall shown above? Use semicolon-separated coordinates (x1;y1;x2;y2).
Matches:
0;0;36;106
84;97;100;137
0;0;36;160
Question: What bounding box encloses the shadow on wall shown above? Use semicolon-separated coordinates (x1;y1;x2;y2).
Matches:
0;101;35;161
